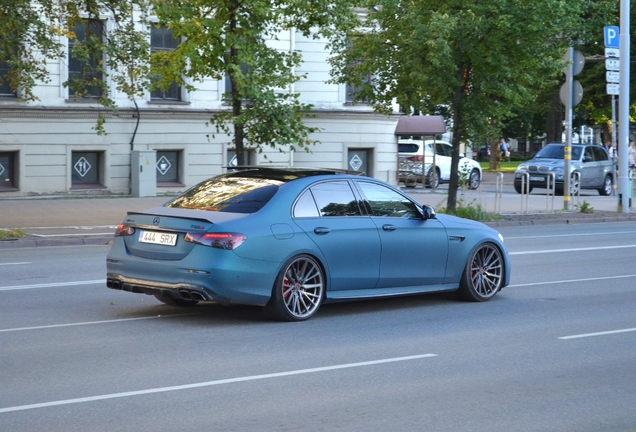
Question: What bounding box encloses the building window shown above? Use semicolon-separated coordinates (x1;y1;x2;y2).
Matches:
0;152;17;190
345;74;372;104
156;150;180;184
71;151;101;186
227;148;253;168
68;19;104;99
0;58;16;98
150;25;181;101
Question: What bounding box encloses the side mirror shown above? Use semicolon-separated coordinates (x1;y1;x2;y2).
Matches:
420;205;436;220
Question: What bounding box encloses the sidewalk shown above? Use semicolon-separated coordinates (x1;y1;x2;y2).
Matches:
1;173;635;249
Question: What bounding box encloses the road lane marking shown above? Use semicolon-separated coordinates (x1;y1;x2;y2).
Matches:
510;244;636;255
0;354;437;414
508;274;636;288
0;314;195;333
0;262;30;266
0;280;105;291
31;233;113;237
505;230;636;240
24;225;117;230
559;327;636;340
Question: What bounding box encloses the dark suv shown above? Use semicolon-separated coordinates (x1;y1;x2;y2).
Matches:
514;143;614;195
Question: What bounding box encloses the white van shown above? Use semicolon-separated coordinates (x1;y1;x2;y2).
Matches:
398;138;482;189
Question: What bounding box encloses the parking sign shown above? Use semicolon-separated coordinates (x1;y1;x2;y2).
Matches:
604;26;620;48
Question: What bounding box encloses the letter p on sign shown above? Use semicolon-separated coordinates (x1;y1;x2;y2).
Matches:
604;26;620;48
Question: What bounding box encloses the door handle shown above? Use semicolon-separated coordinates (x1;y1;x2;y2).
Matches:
382;224;397;231
314;227;331;235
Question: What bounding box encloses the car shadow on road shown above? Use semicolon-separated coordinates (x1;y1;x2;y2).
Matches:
106;289;509;325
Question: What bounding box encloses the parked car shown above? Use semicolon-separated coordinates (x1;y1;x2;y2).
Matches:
476;146;490;162
398;139;482;189
106;167;510;321
513;143;614;195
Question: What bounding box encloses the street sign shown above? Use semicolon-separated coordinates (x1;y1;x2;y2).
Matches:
605;58;620;71
563;50;585;75
604;26;620;47
606;71;620;83
607;83;620;95
560;80;584;107
605;48;620;58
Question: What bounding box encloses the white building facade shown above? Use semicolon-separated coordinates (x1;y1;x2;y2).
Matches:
0;24;401;197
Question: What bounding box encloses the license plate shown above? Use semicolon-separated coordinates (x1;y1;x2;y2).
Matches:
529;176;545;182
139;230;177;246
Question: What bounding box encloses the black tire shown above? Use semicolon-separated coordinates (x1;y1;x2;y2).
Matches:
427;168;440;189
514;182;533;194
457;243;504;302
468;169;481;190
264;255;325;321
569;173;580;196
598;175;613;196
154;292;199;307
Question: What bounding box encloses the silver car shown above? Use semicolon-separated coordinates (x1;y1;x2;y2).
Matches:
514;143;614;195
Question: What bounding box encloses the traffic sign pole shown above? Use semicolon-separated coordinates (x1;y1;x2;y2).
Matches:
563;47;573;210
618;4;631;213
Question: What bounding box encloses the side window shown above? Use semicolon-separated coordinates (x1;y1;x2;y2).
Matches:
594;147;608;161
357;181;420;218
584;147;594;162
310;181;362;217
293;190;320;218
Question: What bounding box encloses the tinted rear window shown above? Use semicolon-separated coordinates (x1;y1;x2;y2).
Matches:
398;143;420;153
166;177;282;213
536;145;582;160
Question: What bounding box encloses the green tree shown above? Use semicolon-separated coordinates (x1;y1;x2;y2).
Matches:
143;0;359;164
2;0;359;154
330;0;587;211
0;0;64;101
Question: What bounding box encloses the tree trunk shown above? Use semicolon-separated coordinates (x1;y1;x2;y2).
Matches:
489;138;500;170
545;92;563;143
447;110;462;212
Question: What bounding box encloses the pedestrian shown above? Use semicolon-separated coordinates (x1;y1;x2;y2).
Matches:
628;141;636;171
604;140;617;159
499;138;507;161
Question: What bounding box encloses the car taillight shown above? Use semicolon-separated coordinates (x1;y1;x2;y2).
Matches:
184;232;247;250
407;156;423;162
114;224;135;237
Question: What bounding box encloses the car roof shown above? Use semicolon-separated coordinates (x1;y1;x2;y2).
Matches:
223;166;366;181
546;142;601;147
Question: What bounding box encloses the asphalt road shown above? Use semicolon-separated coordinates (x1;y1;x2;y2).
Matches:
1;222;635;431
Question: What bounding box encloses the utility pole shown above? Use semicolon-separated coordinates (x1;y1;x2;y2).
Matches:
618;0;631;213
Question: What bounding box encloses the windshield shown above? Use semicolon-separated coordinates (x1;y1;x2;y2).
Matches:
535;144;582;160
166;177;282;213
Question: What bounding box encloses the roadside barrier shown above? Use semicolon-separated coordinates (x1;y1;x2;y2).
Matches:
519;172;530;214
495;172;504;214
545;172;556;212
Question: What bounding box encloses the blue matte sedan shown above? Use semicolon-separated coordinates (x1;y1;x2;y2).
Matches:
106;167;510;321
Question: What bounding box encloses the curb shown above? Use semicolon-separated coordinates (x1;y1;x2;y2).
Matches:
484;214;636;228
0;235;113;249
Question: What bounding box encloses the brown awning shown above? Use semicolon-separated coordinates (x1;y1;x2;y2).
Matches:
394;115;446;136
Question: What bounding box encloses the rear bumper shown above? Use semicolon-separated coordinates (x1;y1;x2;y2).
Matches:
106;274;222;303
